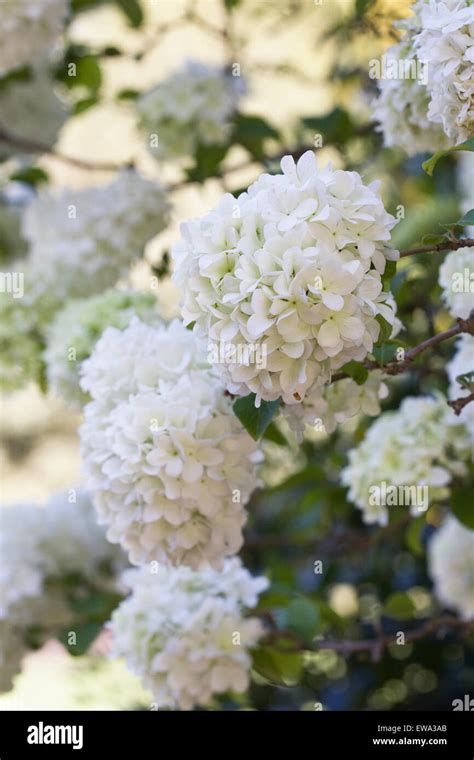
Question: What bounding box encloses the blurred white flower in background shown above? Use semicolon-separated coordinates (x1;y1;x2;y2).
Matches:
0;489;124;692
0;66;68;157
0;183;32;264
174;150;399;406
44;289;162;409
438;246;474;319
23;170;170;304
0;0;68;77
341;395;471;525
446;334;474;445
373;0;474;153
137;60;244;160
110;558;268;710
80;319;262;568
428;515;474;619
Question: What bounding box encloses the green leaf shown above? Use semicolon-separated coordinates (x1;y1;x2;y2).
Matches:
301;107;354;146
456;209;474;226
252;647;303;685
58;621;103;656
285;598;320;641
233;394;281;440
372;342;398;367
422;138;474;176
116;88;141;101
375;314;392;345
455;371;474;393
450;480;474;530
340;360;369;385
233;114;279;161
384;592;416;620
187;142;229;183
115;0;144;27
224;0;241;7
72;96;99;115
57;52;102;94
263;421;287;446
381;259;397;291
405;516;425;557
10;166;49;187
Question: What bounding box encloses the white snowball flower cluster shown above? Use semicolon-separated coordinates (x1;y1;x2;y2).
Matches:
438;246;474;319
80;319;262;568
0;489;124;692
428;516;474;619
373;0;474;153
341;395;470;525
0;66;68;158
110;558;268;709
414;0;474;144
137;60;244;160
284;371;389;439
173;150;399;406
45;289;161;408
23;170;170;306
372;41;448;155
447;334;474;444
0;0;68;77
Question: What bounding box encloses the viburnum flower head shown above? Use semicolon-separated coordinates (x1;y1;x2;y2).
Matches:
44;289;161;408
137;60;244;160
173;150;399;405
23;170;170;304
80;319;262;568
109;559;268;709
446;334;474;444
341;395;470;525
438;246;474;319
428;515;474;619
0;0;68;77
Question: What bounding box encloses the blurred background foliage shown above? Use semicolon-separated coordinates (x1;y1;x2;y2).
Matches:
1;0;472;711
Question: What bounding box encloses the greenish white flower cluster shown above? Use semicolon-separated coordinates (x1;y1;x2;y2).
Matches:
44;289;161;408
110;558;268;709
341;395;470;525
0;489;124;692
428;516;474;619
0;0;68;77
137;60;243;160
438;246;474;319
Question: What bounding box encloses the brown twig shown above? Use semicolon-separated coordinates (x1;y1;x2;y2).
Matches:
448;392;474;415
399;238;474;258
319;617;474;662
332;312;474;383
0;127;127;172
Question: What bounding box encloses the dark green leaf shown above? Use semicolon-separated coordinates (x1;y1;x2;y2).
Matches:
384;592;416;620
233;114;279;160
116;88;141;101
72;96;99;115
340;360;369;385
451;480;474;530
233;394;281;440
372;342;398;367
58;621;103;656
115;0;144;27
455;371;474;393
263;421;287;446
405;516;425;557
285;598;320;641
10;166;49;187
423;138;474;176
187;143;229;183
456;209;474;226
375;314;392;345
301;107;354;146
252;647;303;685
381;259;397;290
